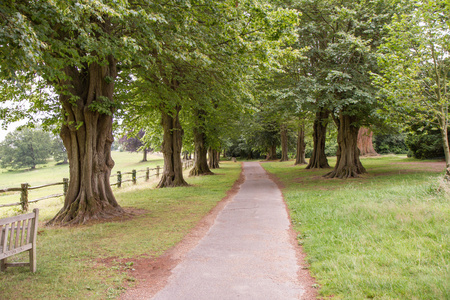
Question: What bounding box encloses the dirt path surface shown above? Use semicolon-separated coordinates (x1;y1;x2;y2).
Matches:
145;162;309;300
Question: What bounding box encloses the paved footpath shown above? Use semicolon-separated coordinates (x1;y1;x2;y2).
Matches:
152;162;305;300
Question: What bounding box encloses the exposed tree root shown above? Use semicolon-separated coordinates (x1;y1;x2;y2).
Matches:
324;166;364;179
189;167;214;176
47;197;125;226
157;174;189;188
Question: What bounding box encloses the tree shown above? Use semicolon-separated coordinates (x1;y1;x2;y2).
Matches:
291;0;398;178
357;127;378;156
280;123;289;161
118;0;298;184
0;128;52;170
376;0;450;176
119;130;151;162
1;1;164;224
295;118;308;165
306;109;330;169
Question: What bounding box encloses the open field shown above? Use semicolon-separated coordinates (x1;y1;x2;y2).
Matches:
0;160;241;299
0;151;165;218
262;155;450;299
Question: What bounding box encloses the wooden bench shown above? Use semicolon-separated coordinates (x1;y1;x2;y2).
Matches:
0;208;39;273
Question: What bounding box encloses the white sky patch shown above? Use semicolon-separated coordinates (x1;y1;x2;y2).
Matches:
0;119;28;142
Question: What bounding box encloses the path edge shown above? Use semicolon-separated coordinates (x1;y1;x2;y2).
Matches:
260;162;320;300
120;162;245;300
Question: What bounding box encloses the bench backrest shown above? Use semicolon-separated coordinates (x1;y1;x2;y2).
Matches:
0;208;39;260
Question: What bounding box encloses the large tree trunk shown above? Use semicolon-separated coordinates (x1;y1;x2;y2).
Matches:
295;123;307;165
325;113;366;179
357;127;378;156
48;58;124;225
306;109;330;169
190;109;213;176
280;123;289;162
208;148;220;169
266;143;277;160
157;106;188;187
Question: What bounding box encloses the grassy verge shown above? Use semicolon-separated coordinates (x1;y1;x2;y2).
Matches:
0;161;241;299
262;155;449;300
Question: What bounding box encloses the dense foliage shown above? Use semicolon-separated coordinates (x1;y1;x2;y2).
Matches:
373;134;408;155
1;0;449;219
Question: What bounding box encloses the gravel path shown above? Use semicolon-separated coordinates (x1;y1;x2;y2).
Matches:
151;162;306;300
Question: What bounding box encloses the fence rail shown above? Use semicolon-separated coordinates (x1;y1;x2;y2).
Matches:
0;160;194;212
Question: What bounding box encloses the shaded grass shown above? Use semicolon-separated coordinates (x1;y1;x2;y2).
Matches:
0;161;241;299
262;156;449;300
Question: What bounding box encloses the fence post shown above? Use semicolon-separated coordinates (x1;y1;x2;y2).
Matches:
20;183;29;212
146;167;150;181
63;178;69;197
156;165;160;178
117;171;122;188
132;169;137;184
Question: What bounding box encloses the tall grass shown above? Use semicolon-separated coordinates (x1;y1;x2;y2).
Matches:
0;160;241;299
262;155;449;299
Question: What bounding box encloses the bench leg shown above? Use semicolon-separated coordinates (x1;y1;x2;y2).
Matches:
1;258;6;272
29;248;36;273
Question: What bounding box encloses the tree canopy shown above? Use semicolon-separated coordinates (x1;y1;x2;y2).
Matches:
376;0;450;173
1;0;449;223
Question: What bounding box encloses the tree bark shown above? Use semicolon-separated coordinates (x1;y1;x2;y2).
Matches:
208;148;220;169
157;106;189;187
142;149;148;162
295;123;307;165
190;109;213;176
306;109;330;169
438;115;450;179
280;123;289;162
48;58;124;225
325;113;366;179
266;143;277;160
357;127;378;156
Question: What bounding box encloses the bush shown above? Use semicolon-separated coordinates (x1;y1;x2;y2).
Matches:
406;131;444;159
374;134;408;154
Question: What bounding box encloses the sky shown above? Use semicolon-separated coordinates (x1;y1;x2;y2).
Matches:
0;120;27;142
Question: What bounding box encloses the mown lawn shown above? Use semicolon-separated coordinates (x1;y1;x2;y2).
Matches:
0;160;241;299
0;151;165;218
262;155;449;300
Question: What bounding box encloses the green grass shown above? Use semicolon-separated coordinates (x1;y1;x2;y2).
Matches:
262;155;449;299
0;160;241;299
0;151;165;218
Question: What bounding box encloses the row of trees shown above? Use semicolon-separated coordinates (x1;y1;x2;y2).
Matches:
1;0;448;224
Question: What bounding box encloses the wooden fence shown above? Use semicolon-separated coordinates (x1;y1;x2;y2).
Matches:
0;160;194;212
